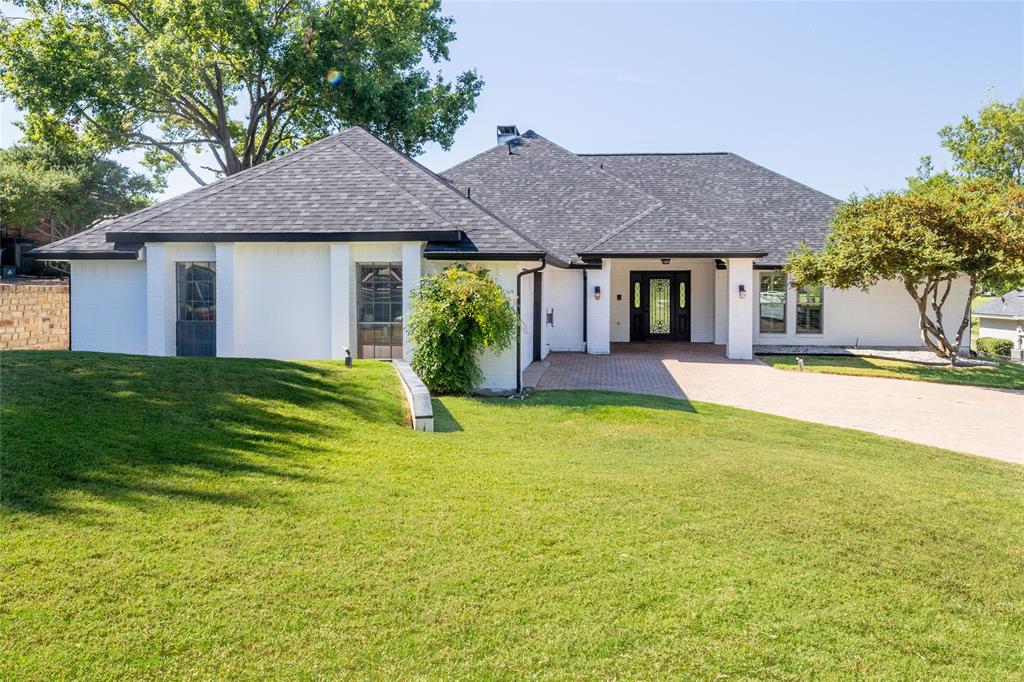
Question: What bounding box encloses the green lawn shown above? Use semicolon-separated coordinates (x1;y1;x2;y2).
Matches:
3;352;1023;679
760;354;1024;390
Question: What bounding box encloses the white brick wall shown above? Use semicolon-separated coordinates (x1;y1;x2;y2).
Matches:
70;260;147;354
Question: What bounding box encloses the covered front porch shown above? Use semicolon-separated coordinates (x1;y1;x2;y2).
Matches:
539;256;757;362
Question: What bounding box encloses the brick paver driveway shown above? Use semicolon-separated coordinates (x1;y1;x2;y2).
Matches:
534;343;1024;464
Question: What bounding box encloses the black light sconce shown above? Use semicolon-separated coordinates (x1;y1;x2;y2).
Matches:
660;258;671;265
546;309;554;325
594;285;602;300
715;259;727;270
738;284;747;299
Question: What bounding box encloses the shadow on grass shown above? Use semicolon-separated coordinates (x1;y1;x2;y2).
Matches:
431;399;464;433
0;351;405;516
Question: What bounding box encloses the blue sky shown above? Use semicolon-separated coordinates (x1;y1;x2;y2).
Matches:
2;1;1021;200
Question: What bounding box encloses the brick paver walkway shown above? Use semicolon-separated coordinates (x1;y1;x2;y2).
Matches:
533;343;1024;464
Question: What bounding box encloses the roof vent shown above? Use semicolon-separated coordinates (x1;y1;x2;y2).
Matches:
497;125;520;146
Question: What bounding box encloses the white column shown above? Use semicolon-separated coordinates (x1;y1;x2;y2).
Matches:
145;243;173;356
726;258;754;360
215;243;235;357
587;261;611;354
714;268;728;345
329;243;351;360
400;242;422;360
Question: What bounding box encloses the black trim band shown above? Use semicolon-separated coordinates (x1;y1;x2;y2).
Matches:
26;250;141;261
423;250;546;261
578;251;769;259
107;229;463;244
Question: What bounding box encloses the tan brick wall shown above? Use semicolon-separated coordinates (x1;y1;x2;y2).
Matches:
0;279;70;351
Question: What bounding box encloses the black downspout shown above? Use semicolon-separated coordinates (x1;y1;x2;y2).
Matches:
582;269;588;353
516;259;547;394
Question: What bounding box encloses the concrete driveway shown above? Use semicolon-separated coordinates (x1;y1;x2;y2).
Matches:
531;343;1024;464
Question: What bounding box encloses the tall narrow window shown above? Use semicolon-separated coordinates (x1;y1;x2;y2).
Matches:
176;262;216;356
357;263;403;359
797;284;823;334
759;272;786;334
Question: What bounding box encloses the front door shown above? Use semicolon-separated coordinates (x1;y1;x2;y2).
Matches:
629;271;691;342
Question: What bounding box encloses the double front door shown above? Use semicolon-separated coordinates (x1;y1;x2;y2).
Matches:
629;271;691;341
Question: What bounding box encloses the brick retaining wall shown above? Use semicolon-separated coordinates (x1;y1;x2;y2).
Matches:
0;278;70;351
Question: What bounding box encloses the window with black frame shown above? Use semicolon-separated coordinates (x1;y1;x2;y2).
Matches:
176;262;216;356
759;272;786;334
796;284;824;334
357;263;403;359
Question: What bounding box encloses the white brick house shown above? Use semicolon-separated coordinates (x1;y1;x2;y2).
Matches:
31;126;971;391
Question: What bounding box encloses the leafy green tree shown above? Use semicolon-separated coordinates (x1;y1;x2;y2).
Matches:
787;176;1024;364
939;94;1024;183
0;0;482;186
408;264;517;394
0;140;157;243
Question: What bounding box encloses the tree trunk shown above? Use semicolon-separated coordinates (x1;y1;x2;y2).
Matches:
905;276;970;364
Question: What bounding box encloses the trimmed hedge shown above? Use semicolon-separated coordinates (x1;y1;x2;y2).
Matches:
976;337;1013;357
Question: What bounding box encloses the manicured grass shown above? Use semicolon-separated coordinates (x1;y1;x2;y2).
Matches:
760;354;1024;390
3;351;1023;679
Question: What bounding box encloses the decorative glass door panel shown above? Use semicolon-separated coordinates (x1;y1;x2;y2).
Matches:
648;277;672;335
357;263;403;359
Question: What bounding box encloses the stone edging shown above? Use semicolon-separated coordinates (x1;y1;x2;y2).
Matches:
392;360;434;432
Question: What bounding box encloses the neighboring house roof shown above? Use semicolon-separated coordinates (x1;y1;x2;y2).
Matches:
30;127;541;261
441;132;840;266
973;290;1024;319
441;131;665;264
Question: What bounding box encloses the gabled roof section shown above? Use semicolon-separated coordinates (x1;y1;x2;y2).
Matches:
441;131;663;263
580;153;840;264
974;290;1024;319
32;127;540;260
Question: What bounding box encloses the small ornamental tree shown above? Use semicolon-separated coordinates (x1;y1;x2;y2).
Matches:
787;176;1024;365
408;264;517;394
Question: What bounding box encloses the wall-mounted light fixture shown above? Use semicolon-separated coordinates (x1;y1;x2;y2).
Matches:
661;258;671;265
738;284;747;299
594;285;602;300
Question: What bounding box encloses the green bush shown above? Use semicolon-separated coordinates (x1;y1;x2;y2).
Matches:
408;264;517;394
976;337;1013;357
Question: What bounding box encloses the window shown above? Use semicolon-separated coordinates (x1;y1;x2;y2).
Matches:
759;272;786;334
796;284;823;334
176;262;216;356
633;281;640;309
679;280;687;309
357;263;403;359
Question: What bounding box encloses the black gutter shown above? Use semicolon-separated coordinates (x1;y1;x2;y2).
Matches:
107;229;463;244
424;250;548;262
515;258;547;394
582;269;588;352
26;249;141;261
579;251;768;259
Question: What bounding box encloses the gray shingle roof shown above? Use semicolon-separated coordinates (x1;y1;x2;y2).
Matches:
974;290;1024;319
32;127;539;260
581;153;840;265
441;131;663;263
441;134;840;266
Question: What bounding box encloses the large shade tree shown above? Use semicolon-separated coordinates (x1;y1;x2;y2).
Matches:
787;176;1024;364
0;0;483;185
0;138;157;244
939;94;1024;183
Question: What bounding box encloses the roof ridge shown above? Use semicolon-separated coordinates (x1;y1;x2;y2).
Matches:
580;152;732;157
348;129;551;258
334;128;462;231
105;133;352;237
578;201;665;254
